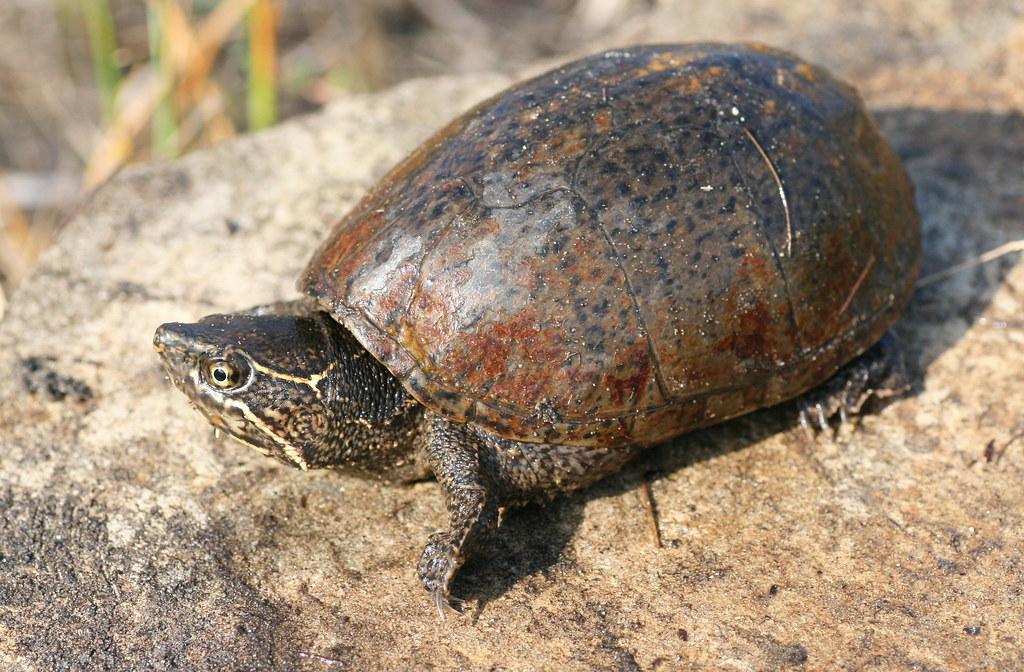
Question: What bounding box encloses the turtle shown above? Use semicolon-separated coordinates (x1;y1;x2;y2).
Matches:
153;43;920;614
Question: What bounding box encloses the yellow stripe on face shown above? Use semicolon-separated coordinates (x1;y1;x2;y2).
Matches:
222;397;309;470
246;358;330;399
227;433;273;457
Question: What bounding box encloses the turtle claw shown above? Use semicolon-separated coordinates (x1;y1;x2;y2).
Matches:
798;404;815;438
432;590;467;620
799;398;833;438
418;531;466;618
814;403;829;433
433;588;448;620
797;333;909;437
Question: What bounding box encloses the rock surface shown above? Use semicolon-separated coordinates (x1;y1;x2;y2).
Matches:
2;2;1023;670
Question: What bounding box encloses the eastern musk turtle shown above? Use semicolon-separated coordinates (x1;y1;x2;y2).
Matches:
154;43;920;613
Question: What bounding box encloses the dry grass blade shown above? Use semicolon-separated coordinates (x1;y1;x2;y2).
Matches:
81;67;166;190
917;240;1024;288
163;0;237;149
0;172;47;290
189;0;261;93
743;127;792;256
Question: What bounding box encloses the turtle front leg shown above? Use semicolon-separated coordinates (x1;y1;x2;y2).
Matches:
417;414;499;616
416;412;639;614
799;332;910;434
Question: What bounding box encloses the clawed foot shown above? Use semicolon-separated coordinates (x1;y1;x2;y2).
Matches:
417;532;466;618
798;381;865;436
798;333;910;437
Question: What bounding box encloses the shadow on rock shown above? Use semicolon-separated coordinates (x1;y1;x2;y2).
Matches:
877;108;1024;376
456;402;793;613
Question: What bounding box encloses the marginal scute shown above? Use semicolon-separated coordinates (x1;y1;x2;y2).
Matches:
300;43;921;448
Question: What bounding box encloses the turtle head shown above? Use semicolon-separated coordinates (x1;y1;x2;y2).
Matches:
153;312;338;469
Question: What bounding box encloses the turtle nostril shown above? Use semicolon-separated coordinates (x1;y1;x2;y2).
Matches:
153;325;170;352
153;323;187;352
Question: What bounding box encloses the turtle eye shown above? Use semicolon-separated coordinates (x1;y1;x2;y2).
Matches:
204;358;248;390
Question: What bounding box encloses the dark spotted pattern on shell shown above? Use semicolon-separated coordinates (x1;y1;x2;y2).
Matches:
300;43;920;448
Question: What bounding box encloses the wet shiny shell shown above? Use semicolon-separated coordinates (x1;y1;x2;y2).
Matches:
300;43;921;448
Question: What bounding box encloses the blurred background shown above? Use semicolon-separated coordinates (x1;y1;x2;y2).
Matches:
0;0;653;312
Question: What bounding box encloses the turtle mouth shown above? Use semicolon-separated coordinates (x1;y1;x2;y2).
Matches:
158;355;269;453
154;348;199;396
154;324;200;376
154;322;219;392
153;325;226;418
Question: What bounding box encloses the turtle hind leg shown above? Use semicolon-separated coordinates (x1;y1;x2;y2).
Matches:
798;332;910;436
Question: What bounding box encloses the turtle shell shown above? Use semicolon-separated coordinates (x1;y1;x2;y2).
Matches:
300;43;920;448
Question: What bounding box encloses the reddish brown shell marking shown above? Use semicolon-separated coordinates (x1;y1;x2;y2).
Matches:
300;43;921;448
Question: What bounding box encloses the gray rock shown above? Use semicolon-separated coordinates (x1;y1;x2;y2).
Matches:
2;2;1023;669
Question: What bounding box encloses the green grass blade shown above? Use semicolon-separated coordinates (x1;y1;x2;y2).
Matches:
82;0;121;122
246;0;278;131
148;0;179;158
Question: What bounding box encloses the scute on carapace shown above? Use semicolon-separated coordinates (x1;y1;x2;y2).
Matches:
300;43;920;448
